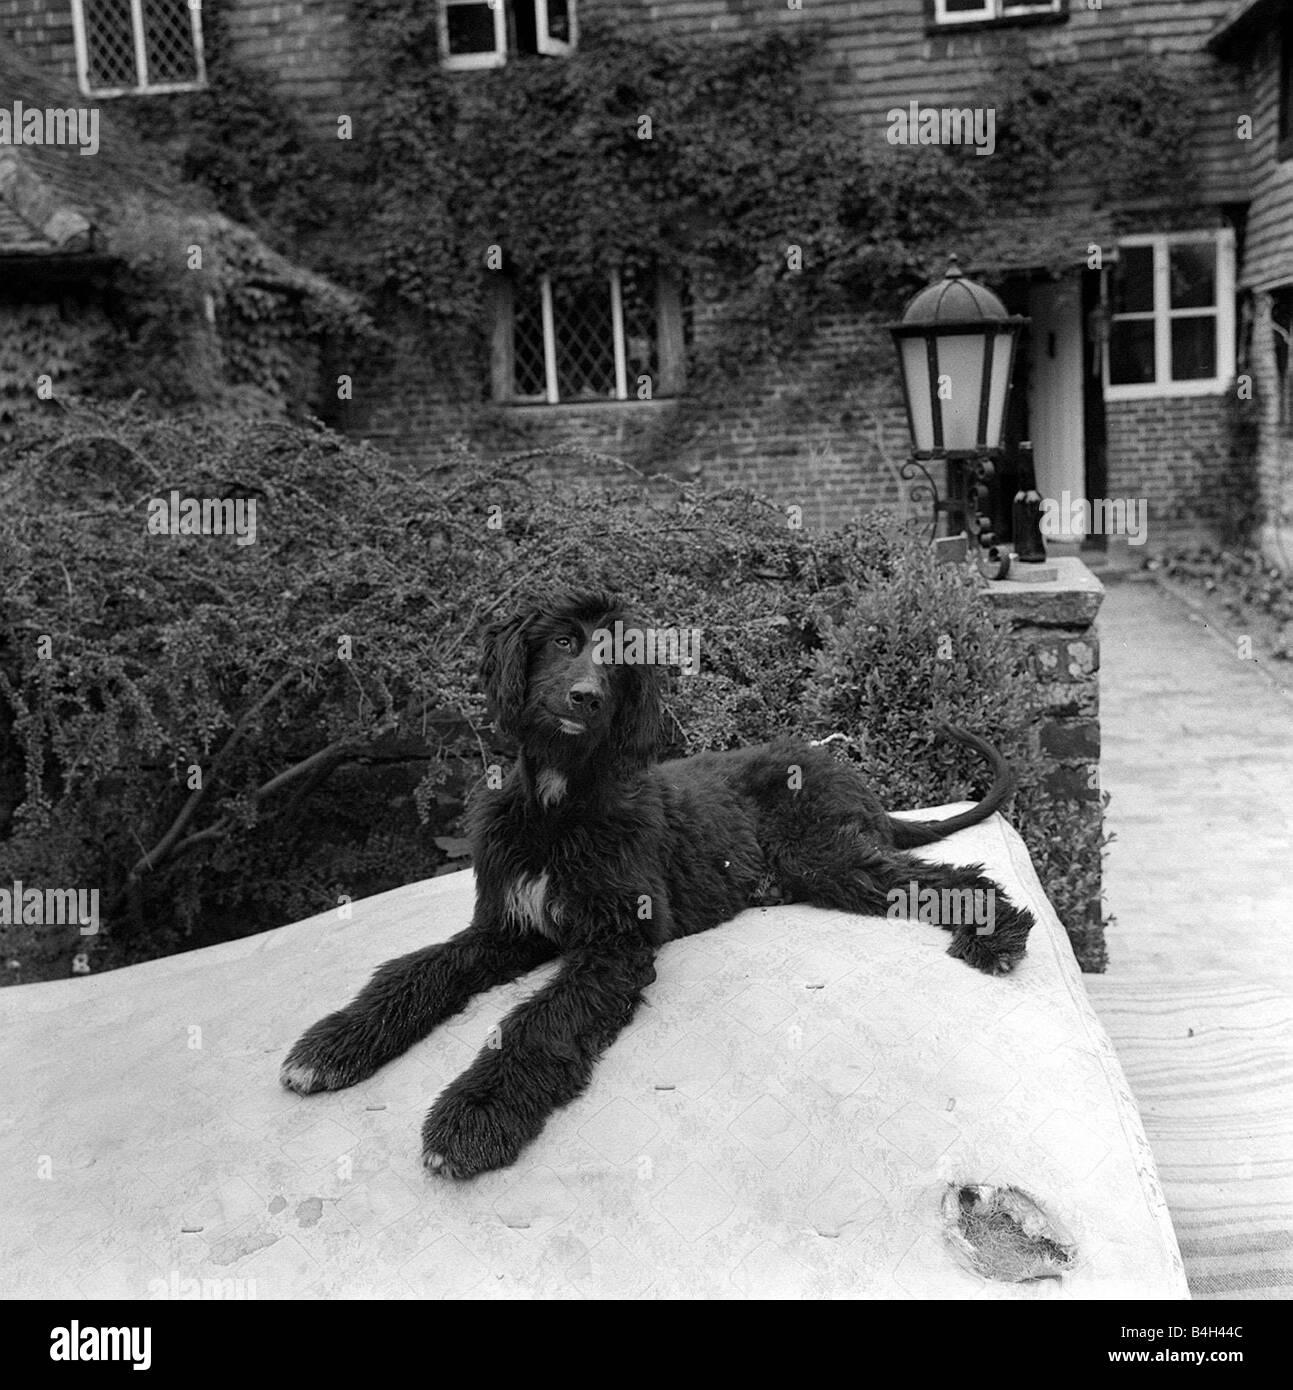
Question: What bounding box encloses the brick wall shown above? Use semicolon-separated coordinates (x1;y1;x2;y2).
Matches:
1104;394;1231;539
222;0;355;134
0;1;77;81
349;307;919;531
351;301;1249;538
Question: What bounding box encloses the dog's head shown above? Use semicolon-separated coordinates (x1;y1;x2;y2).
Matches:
481;590;665;773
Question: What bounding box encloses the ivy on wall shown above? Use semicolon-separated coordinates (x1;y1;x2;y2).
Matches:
970;49;1201;214
98;4;1207;423
341;9;987;385
0;0;370;421
86;199;370;414
0;294;110;440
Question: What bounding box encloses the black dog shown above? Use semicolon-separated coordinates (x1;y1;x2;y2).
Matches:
281;591;1035;1178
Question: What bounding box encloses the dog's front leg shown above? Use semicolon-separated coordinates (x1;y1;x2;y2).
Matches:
422;940;657;1179
280;924;557;1094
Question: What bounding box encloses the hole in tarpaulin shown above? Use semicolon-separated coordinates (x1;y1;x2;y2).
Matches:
941;1182;1077;1283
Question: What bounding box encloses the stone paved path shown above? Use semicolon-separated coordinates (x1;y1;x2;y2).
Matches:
1084;575;1293;1299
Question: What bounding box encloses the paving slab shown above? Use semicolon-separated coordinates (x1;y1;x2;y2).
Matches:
1085;577;1293;1299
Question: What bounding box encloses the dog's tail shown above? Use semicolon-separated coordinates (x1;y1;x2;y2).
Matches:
887;724;1016;848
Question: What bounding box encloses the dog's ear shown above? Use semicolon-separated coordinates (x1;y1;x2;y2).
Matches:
610;659;666;772
480;609;534;741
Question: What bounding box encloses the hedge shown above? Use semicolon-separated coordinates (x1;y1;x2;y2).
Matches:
0;405;1107;980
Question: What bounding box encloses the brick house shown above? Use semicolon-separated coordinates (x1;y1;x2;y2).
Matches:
2;0;1290;553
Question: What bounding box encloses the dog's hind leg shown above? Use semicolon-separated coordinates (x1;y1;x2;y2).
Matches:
281;924;557;1094
422;939;657;1178
774;829;1034;975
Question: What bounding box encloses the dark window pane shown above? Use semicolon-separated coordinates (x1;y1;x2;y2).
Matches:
620;266;658;389
552;277;615;400
511;281;547;398
83;0;138;88
445;2;497;56
142;0;200;84
515;0;538;54
546;0;572;43
1112;246;1154;314
1109;320;1156;385
1169;242;1216;310
1170;317;1217;381
945;0;990;12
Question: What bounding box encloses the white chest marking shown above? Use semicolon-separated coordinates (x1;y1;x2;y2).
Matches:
503;872;552;935
537;769;567;808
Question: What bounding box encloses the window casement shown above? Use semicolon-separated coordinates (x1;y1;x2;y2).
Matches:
490;266;686;405
440;0;576;72
71;0;206;97
1103;230;1236;400
930;0;1065;26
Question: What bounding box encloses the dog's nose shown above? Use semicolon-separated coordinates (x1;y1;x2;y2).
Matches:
567;681;602;715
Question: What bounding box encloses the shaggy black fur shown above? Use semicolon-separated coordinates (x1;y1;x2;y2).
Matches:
281;591;1035;1178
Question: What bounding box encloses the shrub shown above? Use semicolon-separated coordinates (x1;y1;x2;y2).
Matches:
0;406;1106;980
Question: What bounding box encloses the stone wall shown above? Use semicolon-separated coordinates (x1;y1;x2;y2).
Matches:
987;557;1106;965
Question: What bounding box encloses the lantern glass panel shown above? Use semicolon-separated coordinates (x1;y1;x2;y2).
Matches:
933;331;989;452
984;329;1014;449
899;336;936;452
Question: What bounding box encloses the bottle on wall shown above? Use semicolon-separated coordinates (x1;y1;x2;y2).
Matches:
1012;440;1048;565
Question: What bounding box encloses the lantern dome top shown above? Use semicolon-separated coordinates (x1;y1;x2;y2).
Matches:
897;254;1010;326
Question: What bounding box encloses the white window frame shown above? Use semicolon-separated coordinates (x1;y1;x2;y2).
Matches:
71;0;207;98
934;0;1063;24
439;0;507;72
535;0;577;59
494;266;682;405
440;0;578;70
1103;230;1236;401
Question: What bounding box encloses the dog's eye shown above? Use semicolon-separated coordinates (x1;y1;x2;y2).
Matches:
552;636;574;651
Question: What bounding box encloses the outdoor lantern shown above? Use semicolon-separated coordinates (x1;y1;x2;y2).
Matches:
889;253;1024;457
887;254;1028;576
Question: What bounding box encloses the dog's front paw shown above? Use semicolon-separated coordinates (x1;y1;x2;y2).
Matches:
421;1090;529;1179
280;1009;382;1094
946;900;1034;976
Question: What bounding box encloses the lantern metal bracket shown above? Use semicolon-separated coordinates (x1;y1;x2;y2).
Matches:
899;457;942;543
900;451;996;544
902;451;1011;580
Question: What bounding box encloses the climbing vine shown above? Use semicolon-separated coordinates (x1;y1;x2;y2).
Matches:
103;4;1208;419
970;50;1201;214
